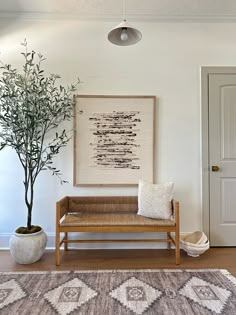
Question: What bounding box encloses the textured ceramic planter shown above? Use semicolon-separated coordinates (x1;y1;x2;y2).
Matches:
9;229;47;264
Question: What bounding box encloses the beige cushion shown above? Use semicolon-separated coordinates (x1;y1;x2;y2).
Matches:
137;180;174;219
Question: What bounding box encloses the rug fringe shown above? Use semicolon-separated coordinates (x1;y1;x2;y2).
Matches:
0;268;232;275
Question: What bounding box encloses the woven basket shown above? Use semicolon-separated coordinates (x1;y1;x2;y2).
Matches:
181;231;208;244
180;231;209;257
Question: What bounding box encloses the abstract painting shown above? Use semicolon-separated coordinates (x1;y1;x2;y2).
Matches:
73;95;156;185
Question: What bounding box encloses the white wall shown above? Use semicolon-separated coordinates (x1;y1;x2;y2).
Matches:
1;17;236;248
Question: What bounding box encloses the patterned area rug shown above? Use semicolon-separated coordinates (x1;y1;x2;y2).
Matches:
0;269;236;315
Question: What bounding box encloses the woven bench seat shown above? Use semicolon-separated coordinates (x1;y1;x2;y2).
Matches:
55;196;180;266
61;212;175;227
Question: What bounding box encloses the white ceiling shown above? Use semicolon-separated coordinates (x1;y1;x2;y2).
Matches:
1;0;236;21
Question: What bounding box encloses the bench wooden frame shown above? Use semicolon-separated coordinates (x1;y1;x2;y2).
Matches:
55;196;180;266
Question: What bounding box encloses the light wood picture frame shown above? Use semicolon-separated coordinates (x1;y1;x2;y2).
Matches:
73;95;156;186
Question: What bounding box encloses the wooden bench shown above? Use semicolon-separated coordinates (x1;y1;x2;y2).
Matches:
55;196;180;266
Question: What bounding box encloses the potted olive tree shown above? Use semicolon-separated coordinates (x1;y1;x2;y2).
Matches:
0;40;79;264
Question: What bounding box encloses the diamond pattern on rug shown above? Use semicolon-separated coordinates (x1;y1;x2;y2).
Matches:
44;277;97;315
0;279;26;310
109;276;162;315
179;276;231;314
0;289;12;303
59;287;81;302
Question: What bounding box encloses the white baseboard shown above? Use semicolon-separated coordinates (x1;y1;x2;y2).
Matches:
0;232;190;250
0;232;56;250
0;233;12;249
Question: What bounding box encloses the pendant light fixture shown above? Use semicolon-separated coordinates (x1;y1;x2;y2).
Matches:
108;0;142;46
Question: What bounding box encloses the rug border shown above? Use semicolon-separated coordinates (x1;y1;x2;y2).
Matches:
0;268;234;275
1;269;235;287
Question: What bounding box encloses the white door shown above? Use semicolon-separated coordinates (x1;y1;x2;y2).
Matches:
209;74;236;246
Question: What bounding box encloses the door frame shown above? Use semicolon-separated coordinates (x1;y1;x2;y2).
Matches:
201;66;236;239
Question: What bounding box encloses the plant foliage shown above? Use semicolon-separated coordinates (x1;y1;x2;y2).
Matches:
0;40;79;231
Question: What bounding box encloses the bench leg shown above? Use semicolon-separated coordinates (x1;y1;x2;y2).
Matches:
175;232;180;265
55;230;61;266
167;232;171;250
64;232;68;251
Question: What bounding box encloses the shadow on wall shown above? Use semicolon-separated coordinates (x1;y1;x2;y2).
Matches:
0;0;35;39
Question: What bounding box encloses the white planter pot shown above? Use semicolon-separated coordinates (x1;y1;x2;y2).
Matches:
9;229;47;264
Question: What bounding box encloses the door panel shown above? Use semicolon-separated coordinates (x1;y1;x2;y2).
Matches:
221;179;236;223
221;87;236;159
209;74;236;246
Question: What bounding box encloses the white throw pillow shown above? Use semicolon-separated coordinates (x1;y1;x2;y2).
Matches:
137;180;174;220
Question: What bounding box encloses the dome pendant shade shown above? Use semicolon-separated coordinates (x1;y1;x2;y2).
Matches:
108;20;142;46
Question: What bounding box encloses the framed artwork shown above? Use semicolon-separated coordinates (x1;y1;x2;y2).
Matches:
73;95;156;186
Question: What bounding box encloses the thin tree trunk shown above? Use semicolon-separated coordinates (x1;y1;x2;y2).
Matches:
27;204;32;231
24;168;34;231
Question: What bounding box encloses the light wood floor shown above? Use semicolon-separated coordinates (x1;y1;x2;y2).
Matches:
1;248;236;276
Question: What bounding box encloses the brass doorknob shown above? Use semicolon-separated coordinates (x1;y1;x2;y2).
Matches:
212;165;220;172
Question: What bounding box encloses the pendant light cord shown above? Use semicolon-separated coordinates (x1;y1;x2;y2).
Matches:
123;0;126;21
